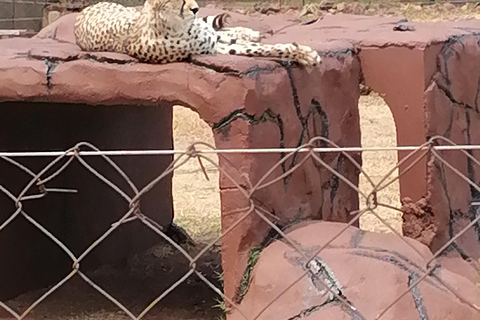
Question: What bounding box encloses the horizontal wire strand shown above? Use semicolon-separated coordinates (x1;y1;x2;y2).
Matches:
0;144;480;157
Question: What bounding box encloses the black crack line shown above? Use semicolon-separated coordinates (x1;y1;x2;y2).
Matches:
28;50;79;62
212;107;284;145
257;213;312;253
287;300;360;320
44;58;59;93
283;250;346;300
428;35;480;254
355;246;432;279
433;160;452;220
239;64;283;80
434;34;480;111
468;204;480;249
408;273;430;320
348;251;447;294
189;59;282;78
302;100;330;178
307;257;344;301
259;220;285;248
287;302;333;320
435;49;465;108
216;63;330;189
442;95;455;138
84;53;137;65
465;109;480;242
447;209;471;261
309;100;330;220
285;253;363;319
286;254;343;297
282;62;308;186
281;62;330;187
284;247;447;318
213;108;288;188
317;48;356;58
433;160;471;259
309;99;330;148
283;62;308;174
448;240;471;260
293;244;446;292
329;153;345;220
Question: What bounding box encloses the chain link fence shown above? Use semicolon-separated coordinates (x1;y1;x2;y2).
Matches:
0;135;478;319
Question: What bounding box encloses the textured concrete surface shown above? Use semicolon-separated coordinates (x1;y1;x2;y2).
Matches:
229;221;480;320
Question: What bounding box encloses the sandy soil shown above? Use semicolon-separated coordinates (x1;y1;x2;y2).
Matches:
357;93;402;234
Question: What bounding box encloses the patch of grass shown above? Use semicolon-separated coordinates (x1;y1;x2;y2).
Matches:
235;246;262;303
213;298;230;320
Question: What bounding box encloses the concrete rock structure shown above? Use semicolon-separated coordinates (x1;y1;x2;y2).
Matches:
229;221;480;320
0;7;479;315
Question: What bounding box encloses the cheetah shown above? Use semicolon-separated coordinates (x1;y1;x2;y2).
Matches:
74;0;321;67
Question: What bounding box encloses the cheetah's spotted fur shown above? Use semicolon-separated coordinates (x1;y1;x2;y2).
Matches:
74;0;321;67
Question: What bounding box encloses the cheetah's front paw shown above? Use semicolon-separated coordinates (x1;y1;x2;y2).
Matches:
290;42;321;68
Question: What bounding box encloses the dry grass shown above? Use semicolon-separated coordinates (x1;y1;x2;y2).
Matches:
358;94;402;234
172;106;222;243
395;2;480;21
230;1;480;22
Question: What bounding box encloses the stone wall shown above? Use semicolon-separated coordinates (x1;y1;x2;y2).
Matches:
0;0;43;30
357;26;480;260
423;34;480;257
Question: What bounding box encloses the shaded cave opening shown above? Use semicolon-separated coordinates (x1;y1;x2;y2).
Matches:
0;101;224;320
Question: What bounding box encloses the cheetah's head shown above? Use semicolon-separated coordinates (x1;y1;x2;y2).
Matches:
147;0;199;18
179;0;199;18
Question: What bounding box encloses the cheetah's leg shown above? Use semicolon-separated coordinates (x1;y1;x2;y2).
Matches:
217;41;321;68
217;27;262;43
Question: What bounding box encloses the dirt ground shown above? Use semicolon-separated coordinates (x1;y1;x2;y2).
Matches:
2;244;224;320
3;2;478;319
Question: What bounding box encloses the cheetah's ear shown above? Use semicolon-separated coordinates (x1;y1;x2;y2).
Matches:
214;13;231;30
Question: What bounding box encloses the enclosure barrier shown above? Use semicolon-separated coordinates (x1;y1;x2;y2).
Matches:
0;135;478;319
